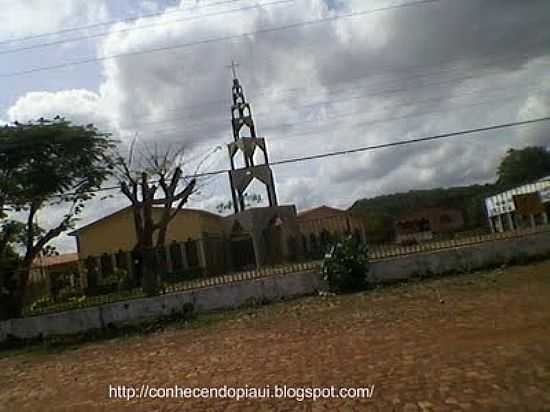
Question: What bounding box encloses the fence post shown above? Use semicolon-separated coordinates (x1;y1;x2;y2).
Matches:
165;245;173;274
95;256;103;282
180;241;189;270
85;257;99;295
125;251;134;279
197;237;208;275
77;259;86;290
111;254;117;273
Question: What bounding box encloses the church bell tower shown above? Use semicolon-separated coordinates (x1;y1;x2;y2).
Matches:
226;61;278;214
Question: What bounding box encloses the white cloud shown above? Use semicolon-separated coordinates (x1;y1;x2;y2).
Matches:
3;0;550;253
0;0;108;41
6;89;112;128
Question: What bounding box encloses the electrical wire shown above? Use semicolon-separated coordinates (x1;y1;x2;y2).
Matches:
0;0;440;78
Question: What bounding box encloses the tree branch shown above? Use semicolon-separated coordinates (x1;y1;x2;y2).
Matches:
170;178;196;220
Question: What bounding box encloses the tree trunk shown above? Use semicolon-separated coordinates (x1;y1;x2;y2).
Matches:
140;173;161;296
6;262;32;319
0;295;19;321
0;265;20;320
157;223;168;247
141;247;160;296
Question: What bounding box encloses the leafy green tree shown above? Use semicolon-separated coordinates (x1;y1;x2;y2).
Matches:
497;146;550;187
0;118;115;319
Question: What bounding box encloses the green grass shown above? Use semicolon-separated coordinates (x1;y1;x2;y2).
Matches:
23;288;146;317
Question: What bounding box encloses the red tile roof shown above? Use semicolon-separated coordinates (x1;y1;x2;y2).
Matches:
297;205;346;221
32;253;79;268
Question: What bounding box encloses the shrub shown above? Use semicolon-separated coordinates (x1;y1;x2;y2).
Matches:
29;296;54;312
322;235;370;293
100;268;130;292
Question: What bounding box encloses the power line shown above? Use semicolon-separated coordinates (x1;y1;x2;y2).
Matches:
123;63;501;130
0;0;439;78
272;90;533;143
2;76;537;152
0;0;295;56
30;115;550;198
0;0;257;46
269;116;550;167
4;80;542;154
104;41;543;130
117;82;547;144
278;85;545;135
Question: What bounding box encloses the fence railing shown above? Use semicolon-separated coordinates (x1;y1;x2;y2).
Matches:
22;223;550;317
161;261;321;294
368;224;550;260
23;261;321;317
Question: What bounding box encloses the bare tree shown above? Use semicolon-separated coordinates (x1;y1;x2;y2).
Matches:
115;142;196;295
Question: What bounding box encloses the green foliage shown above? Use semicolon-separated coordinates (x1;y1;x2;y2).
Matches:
49;271;72;301
28;296;54;312
0;245;21;318
351;146;550;232
322;235;370;293
216;193;263;213
0;118;115;208
48;268;82;302
351;183;500;230
0;118;116;319
497;146;550;187
99;268;131;294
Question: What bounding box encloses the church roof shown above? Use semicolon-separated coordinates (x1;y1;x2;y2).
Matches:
297;205;346;222
69;206;222;236
33;253;79;268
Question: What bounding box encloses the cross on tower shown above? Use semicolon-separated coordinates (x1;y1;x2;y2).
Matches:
226;60;240;80
225;65;278;214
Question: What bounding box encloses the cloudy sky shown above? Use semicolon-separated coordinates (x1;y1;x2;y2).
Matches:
2;0;550;252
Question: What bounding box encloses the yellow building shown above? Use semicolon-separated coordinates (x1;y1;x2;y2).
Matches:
67;204;369;279
70;206;224;259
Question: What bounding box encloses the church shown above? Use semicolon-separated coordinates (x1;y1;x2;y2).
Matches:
69;68;369;277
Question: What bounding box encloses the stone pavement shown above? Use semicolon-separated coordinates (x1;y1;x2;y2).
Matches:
1;261;550;411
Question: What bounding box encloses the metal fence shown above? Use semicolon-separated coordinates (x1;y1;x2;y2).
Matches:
23;261;321;316
368;224;550;260
22;223;550;317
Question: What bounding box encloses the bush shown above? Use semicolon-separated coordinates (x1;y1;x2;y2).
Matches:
29;296;54;312
100;268;131;291
322;235;370;293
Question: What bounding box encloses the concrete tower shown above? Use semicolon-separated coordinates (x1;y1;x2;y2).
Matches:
226;61;278;214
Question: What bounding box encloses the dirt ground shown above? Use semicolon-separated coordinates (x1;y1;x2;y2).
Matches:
1;261;550;411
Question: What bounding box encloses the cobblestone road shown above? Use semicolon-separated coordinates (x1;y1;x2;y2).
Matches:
1;261;550;411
